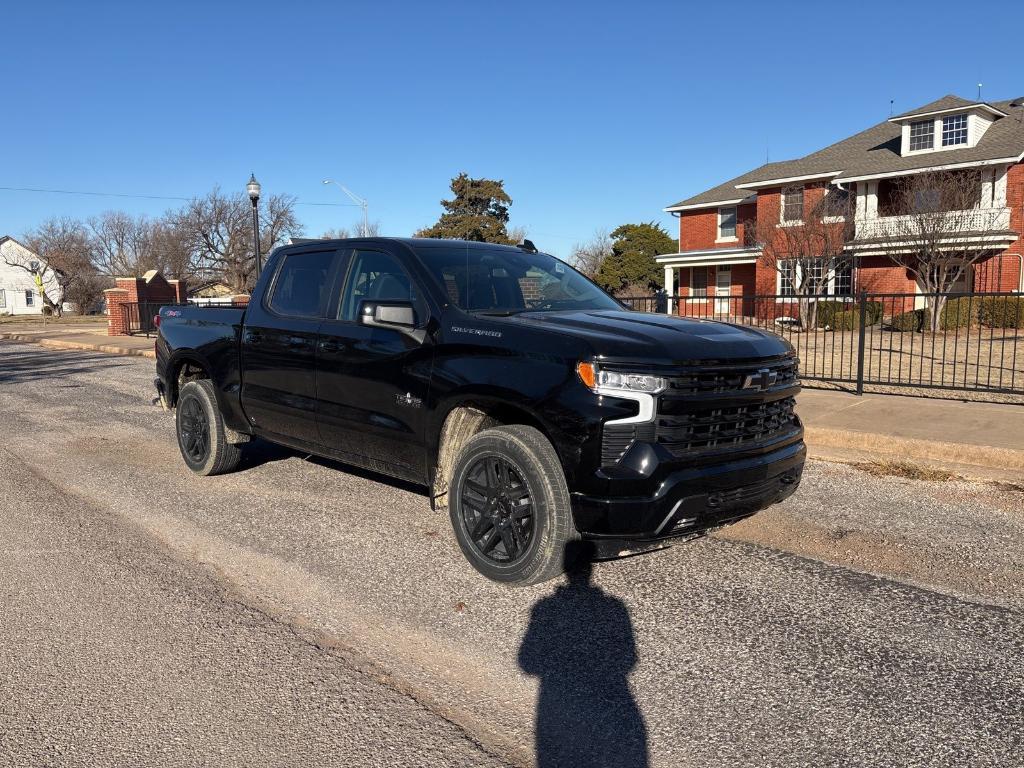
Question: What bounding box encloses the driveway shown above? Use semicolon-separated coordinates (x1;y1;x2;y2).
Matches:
1;340;1021;767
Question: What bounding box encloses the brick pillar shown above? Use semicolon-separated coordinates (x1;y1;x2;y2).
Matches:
167;279;188;304
229;294;250;306
104;288;130;336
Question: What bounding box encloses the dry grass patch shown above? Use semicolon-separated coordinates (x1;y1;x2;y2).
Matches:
850;460;961;482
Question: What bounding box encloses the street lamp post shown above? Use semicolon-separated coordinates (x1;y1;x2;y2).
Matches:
322;179;369;236
247;174;262;276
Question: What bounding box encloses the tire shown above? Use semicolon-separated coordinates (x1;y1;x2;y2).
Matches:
449;425;579;585
175;379;242;476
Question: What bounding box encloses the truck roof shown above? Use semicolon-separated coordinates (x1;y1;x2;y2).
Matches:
288;237;536;254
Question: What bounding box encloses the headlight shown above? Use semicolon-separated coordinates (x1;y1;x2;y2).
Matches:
576;362;666;394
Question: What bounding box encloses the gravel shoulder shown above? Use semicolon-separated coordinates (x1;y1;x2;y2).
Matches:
2;340;1023;767
0;446;507;768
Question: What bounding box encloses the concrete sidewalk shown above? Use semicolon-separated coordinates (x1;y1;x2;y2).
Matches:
0;323;155;358
798;389;1024;482
1;328;1021;480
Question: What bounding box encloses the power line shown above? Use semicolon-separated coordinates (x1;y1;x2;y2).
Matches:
0;185;359;207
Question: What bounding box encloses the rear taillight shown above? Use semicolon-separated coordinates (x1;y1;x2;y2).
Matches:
154;314;161;328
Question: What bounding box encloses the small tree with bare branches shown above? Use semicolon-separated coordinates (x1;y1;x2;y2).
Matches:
569;229;613;278
875;169;1003;331
750;186;855;328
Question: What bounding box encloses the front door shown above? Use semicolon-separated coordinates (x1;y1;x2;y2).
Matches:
315;246;434;481
240;247;341;447
715;265;732;315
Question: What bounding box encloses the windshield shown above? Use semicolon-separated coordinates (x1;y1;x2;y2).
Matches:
414;244;623;314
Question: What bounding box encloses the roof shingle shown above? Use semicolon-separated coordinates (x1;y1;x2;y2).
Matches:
668;96;1024;210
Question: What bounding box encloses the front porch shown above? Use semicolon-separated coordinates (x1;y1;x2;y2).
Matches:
656;246;761;318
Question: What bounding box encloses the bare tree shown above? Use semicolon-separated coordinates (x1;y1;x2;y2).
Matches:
569;229;613;278
876;169;1002;331
13;218;106;315
320;220;381;240
751;185;854;328
88;211;155;276
171;188;302;292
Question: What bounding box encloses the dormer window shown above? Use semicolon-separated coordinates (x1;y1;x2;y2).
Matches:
942;114;968;146
909;120;934;151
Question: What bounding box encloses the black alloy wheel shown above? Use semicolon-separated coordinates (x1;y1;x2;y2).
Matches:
179;395;210;464
459;455;535;564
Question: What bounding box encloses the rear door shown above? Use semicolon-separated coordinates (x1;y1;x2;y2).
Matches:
315;246;434;481
240;247;343;446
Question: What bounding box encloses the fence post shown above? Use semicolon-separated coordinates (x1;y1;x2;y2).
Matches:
856;290;868;395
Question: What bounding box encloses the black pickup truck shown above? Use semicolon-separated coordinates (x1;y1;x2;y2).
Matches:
155;237;804;584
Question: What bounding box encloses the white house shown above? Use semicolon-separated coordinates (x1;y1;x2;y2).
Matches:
0;236;62;315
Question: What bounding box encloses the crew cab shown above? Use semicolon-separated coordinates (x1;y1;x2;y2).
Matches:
155;238;804;584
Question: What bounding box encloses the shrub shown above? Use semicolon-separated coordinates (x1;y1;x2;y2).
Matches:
816;300;882;330
831;309;860;331
978;296;1024;328
888;309;924;332
938;297;979;330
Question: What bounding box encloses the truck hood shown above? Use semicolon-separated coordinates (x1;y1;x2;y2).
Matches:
505;310;792;363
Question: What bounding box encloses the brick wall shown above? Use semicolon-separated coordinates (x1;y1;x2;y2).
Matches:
678;201;758;251
105;270;186;336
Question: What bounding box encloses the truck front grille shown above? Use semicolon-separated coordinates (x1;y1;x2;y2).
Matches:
665;357;798;395
656;397;798;458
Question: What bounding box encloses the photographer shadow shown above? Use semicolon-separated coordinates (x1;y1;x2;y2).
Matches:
518;540;649;768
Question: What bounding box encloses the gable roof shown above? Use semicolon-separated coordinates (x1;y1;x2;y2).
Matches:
891;94;977;119
668;95;1024;210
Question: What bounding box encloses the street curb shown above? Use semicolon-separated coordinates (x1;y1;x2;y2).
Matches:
805;425;1024;478
0;332;156;359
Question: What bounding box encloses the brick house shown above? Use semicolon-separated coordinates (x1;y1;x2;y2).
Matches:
658;94;1024;315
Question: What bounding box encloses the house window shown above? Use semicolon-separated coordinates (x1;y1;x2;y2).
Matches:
782;187;803;222
823;186;850;218
778;259;853;297
718;207;737;239
942;114;968;146
0;289;5;308
833;261;854;296
909;120;934;151
778;261;796;296
690;267;708;298
29;260;40;272
25;290;34;307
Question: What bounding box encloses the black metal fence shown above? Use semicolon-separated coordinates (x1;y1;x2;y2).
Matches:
124;301;173;337
619;291;1024;399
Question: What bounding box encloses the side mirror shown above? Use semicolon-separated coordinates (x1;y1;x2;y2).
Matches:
358;301;425;343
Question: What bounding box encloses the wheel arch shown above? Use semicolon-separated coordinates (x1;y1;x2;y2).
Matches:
429;392;563;509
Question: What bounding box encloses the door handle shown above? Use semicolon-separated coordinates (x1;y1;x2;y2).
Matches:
319;339;347;354
246;331;263;345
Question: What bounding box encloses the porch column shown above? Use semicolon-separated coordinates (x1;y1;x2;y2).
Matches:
865;181;878;219
994;166;1008;207
663;266;674;314
981;169;994;207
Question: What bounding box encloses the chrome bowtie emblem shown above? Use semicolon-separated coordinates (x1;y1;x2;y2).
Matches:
742;368;778;391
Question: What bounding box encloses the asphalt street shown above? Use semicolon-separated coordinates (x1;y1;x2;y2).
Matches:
0;340;1022;767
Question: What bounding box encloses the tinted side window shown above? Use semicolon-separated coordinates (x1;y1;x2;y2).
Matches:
268;250;336;318
340;249;422;322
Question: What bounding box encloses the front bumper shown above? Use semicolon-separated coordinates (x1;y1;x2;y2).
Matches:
571;439;805;544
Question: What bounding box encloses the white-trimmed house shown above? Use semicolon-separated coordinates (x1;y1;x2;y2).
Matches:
0;236;62;315
659;94;1024;315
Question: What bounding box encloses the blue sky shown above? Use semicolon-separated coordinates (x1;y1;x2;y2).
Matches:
3;0;1023;258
